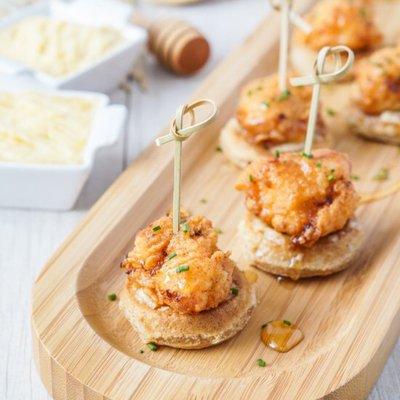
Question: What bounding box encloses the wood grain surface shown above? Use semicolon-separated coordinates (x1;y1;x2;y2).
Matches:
30;0;400;399
1;1;399;399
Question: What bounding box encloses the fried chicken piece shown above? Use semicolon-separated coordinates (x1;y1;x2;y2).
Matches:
354;46;400;115
121;214;234;314
296;0;382;51
236;74;324;146
236;149;359;247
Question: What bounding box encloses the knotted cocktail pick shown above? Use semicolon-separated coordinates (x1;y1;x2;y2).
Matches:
290;45;354;157
155;99;217;234
269;0;312;92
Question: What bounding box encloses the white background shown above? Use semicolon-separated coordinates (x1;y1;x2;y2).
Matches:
0;0;399;399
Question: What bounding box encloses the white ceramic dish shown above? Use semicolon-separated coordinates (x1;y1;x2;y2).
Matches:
0;89;127;210
0;1;47;22
0;1;146;93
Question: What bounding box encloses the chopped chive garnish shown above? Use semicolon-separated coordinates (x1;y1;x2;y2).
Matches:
249;174;255;182
359;7;367;17
152;225;161;232
181;222;190;233
176;265;190;273
215;145;222;153
231;287;239;296
107;293;117;301
257;358;266;367
327;169;336;182
167;252;177;260
147;342;158;351
351;174;360;181
200;198;207;204
274;150;281;159
261;100;270;109
316;162;322;168
283;320;292;326
374;167;389;181
302;152;313;159
214;228;223;234
277;89;291;101
326;108;336;117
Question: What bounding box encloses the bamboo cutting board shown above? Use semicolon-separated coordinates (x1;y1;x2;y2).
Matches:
32;1;400;399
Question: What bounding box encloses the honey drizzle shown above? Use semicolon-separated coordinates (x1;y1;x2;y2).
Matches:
244;269;258;284
260;320;304;353
360;181;400;204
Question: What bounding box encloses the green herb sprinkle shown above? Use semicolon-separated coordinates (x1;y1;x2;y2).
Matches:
257;358;267;367
168;252;177;260
107;293;117;302
277;89;291;101
147;342;158;351
176;265;190;273
182;222;190;233
374;167;389;181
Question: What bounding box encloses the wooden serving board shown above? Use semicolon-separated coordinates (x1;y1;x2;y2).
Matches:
32;1;400;399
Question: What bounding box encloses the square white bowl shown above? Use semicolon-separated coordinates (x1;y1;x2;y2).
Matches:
0;0;146;92
0;89;127;210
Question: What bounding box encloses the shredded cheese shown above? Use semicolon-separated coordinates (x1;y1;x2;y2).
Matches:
0;92;98;165
0;16;125;77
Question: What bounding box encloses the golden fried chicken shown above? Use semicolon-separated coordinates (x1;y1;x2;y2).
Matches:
121;214;234;314
355;46;400;114
296;0;381;51
236;149;359;247
236;74;324;146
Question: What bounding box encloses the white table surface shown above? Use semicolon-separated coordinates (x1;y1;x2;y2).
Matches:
0;1;399;399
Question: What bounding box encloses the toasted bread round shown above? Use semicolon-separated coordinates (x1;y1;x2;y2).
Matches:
239;212;364;280
220;118;330;168
119;266;256;349
347;107;400;145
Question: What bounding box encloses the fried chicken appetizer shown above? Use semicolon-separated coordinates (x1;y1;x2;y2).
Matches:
236;149;364;279
347;46;400;144
220;74;328;168
119;212;256;349
291;0;382;80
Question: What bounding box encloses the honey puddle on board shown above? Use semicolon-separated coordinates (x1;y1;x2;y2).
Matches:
261;320;304;353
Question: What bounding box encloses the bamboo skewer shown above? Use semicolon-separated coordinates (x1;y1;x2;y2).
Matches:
290;45;354;156
156;99;217;233
269;0;312;92
278;0;290;92
269;0;312;33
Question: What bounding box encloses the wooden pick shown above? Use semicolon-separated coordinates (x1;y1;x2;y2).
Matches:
155;99;217;234
270;0;312;34
290;45;354;156
270;0;311;92
278;0;290;92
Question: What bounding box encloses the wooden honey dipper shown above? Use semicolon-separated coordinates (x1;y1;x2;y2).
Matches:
132;12;210;75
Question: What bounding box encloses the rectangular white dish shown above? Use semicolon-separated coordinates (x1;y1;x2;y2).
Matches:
0;89;127;210
0;0;146;93
0;1;47;23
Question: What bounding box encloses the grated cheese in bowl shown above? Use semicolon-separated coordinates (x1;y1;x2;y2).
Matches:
0;92;99;165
